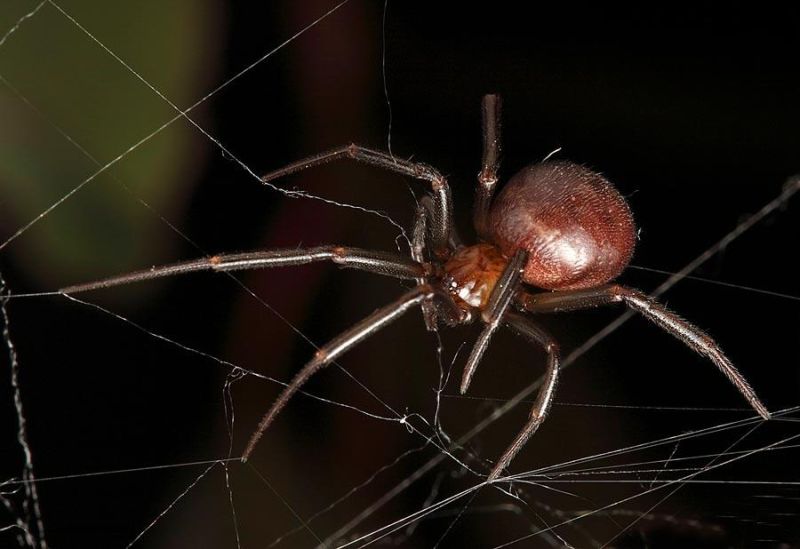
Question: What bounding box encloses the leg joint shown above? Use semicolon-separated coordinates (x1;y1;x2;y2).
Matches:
478;170;498;188
330;246;348;264
417;284;438;301
544;341;559;355
608;284;632;302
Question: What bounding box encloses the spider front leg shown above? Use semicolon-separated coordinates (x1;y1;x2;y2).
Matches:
411;195;464;331
411;200;439;331
489;312;561;481
261;144;455;259
60;246;425;294
519;284;771;420
241;284;459;462
411;194;463;330
460;250;528;392
474;94;502;241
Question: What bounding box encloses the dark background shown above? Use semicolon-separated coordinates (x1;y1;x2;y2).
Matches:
1;2;799;547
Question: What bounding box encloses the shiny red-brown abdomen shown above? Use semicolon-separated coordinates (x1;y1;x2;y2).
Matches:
488;161;636;290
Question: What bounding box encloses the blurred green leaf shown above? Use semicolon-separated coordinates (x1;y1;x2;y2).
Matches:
0;0;223;288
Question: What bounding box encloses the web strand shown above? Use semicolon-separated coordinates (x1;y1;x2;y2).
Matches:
0;1;46;49
0;0;410;255
1;3;798;546
0;274;47;549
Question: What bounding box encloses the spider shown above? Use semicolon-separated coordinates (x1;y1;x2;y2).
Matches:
62;94;770;481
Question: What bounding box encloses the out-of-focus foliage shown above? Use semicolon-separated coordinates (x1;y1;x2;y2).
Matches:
0;1;223;287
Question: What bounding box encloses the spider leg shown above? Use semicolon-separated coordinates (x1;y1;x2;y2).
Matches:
411;199;439;331
411;194;465;332
474;94;502;241
241;284;457;461
518;284;771;420
261;144;454;258
489;311;560;481
460;250;528;393
60;246;425;294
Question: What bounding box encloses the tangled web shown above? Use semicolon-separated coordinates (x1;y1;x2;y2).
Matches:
1;2;799;547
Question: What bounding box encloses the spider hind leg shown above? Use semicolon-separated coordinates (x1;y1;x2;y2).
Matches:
519;284;770;420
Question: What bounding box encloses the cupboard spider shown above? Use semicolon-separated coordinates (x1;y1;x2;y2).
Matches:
61;94;770;481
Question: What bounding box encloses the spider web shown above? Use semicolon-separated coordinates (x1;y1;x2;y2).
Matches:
1;2;799;548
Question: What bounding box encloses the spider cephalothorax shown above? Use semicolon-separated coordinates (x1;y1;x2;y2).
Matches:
443;243;507;309
62;94;770;481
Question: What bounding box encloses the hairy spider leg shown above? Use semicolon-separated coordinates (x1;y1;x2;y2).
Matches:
411;198;439;331
474;94;502;241
60;246;424;294
519;284;771;420
460;250;528;393
490;312;561;481
260;144;455;259
241;284;459;462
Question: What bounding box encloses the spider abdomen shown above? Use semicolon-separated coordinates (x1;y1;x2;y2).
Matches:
488;161;636;290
